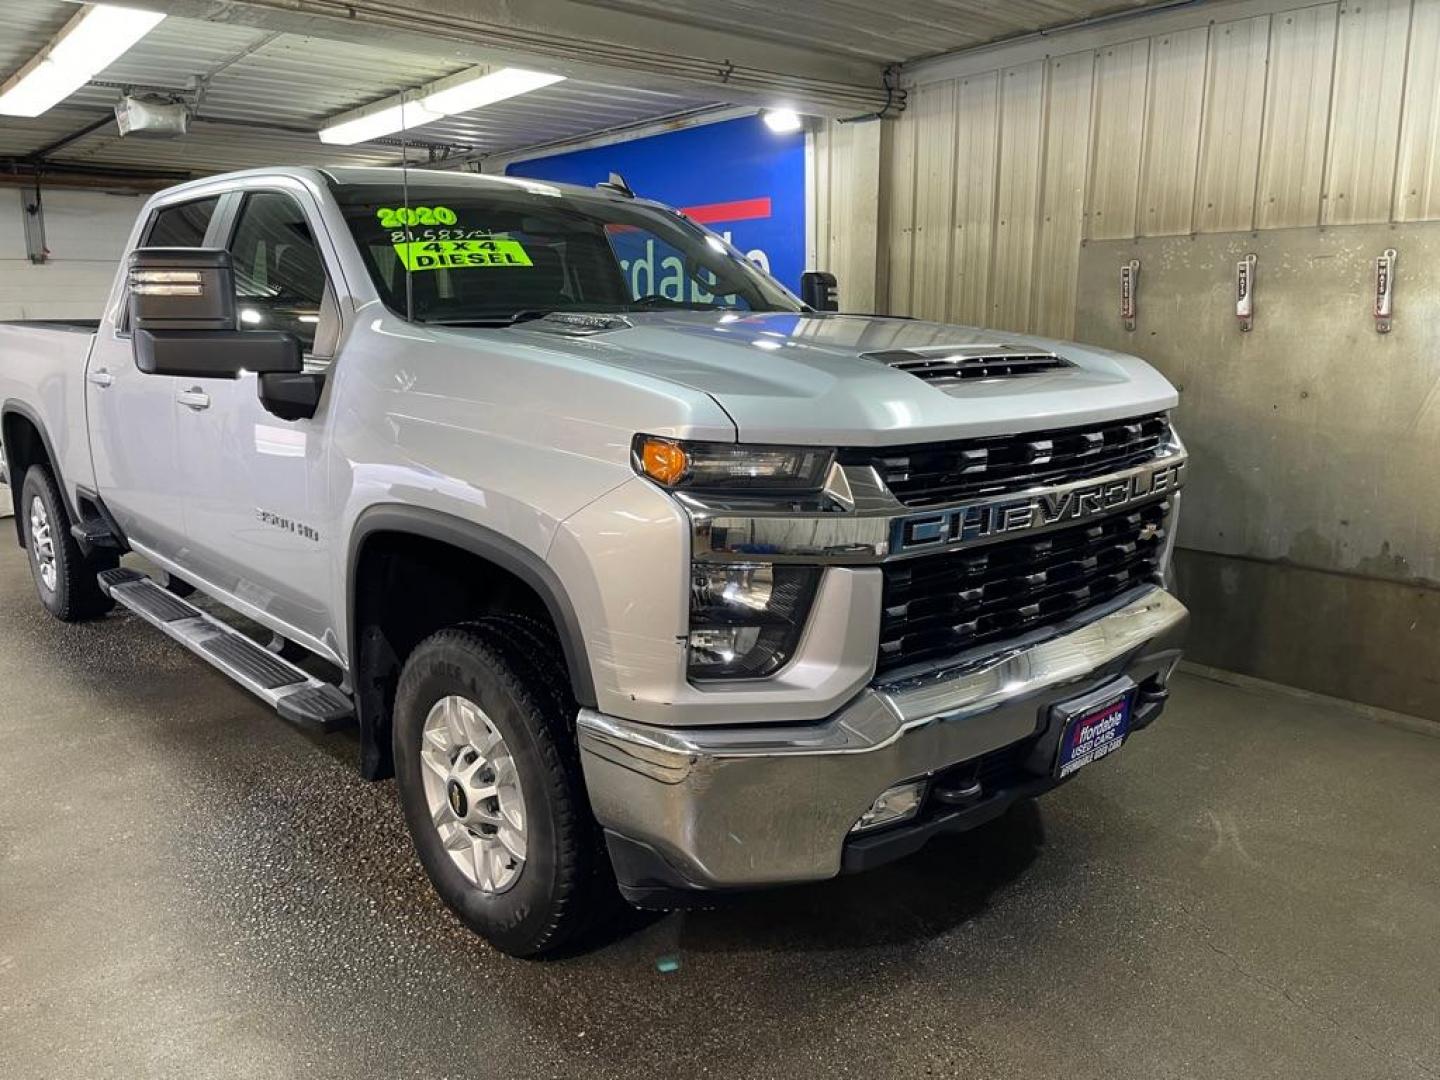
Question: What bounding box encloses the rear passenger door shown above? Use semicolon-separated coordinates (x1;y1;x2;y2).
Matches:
174;186;342;657
88;194;221;558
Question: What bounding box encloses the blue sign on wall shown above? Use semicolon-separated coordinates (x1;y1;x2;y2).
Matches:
505;114;806;291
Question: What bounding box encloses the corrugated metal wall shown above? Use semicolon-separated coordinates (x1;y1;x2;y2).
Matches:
878;0;1440;337
809;117;885;312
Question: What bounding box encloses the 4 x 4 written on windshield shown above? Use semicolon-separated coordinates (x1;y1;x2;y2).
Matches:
391;236;533;272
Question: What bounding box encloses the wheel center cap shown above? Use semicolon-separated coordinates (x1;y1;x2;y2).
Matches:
446;778;469;819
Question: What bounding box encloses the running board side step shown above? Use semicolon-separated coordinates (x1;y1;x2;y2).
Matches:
98;568;354;732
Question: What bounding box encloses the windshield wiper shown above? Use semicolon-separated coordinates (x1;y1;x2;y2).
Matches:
426;310;554;328
626;295;723;311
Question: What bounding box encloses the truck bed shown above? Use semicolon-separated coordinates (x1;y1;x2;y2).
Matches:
0;319;101;332
0;321;101;512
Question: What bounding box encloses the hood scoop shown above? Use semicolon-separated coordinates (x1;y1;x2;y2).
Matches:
863;344;1073;385
529;312;634;336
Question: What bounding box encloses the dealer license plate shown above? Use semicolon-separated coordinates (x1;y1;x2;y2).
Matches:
1054;688;1132;779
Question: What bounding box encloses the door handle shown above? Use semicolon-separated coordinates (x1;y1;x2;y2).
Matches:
177;388;211;411
87;369;113;388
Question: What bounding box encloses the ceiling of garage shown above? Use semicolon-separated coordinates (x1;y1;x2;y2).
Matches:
0;0;717;177
576;0;1171;63
0;0;1174;183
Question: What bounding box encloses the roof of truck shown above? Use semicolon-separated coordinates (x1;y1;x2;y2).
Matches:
324;165;611;197
151;164;632;206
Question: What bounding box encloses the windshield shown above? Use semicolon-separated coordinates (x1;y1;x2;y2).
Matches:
330;180;803;325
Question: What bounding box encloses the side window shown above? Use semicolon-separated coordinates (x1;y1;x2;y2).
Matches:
227;192;329;352
143;197;220;247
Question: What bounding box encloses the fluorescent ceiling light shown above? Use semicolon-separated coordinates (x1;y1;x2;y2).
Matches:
318;99;443;146
762;108;802;133
0;4;165;118
421;68;565;115
319;66;565;146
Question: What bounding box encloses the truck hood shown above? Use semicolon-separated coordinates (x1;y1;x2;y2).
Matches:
498;311;1179;446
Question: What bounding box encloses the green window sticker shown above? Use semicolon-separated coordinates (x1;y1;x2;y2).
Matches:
393;238;533;272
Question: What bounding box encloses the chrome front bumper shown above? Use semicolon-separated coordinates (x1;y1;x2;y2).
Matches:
578;585;1188;892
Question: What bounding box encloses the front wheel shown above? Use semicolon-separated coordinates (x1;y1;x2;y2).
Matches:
392;618;611;957
21;465;115;621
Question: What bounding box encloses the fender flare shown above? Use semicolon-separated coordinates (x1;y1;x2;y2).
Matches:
346;504;597;708
1;399;79;545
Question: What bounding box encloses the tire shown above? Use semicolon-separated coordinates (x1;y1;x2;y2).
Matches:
392;618;611;957
20;465;116;622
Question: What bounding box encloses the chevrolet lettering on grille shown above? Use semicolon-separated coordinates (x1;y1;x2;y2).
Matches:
893;458;1186;553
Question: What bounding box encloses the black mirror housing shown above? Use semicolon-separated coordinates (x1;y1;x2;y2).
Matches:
129;247;237;331
800;271;839;312
134;328;303;379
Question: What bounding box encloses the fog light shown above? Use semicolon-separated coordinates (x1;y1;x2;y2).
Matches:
687;625;762;664
851;780;927;833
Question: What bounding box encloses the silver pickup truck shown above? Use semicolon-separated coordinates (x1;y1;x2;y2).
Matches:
0;166;1188;956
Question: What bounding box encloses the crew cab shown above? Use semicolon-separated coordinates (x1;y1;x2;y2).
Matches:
0;166;1188;956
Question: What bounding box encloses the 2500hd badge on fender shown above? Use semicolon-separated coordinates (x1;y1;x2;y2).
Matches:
0;167;1188;956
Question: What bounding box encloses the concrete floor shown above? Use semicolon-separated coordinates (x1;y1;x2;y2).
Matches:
1;542;1437;1080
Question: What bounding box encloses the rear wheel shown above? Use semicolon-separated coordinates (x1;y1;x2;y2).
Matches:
392;618;611;957
21;465;116;622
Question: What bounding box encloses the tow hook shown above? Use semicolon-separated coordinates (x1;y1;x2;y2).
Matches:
1131;678;1170;731
932;767;985;809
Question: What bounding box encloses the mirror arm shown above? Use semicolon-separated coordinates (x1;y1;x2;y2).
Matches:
258;371;326;422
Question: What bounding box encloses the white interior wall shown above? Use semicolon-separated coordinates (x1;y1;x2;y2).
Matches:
0;187;143;321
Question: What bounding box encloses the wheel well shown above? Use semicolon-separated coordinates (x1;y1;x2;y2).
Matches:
2;410;51;545
350;531;563;780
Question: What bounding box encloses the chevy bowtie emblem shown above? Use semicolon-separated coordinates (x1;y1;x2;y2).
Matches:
1138;523;1160;541
446;779;468;818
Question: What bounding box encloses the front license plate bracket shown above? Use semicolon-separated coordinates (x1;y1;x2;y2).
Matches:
1052;676;1136;779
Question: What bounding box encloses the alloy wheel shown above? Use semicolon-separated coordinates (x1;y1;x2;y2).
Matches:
419;695;528;894
29;496;57;592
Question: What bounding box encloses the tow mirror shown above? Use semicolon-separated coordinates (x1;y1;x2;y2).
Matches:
800;271;839;312
128;247;302;381
129;247;236;331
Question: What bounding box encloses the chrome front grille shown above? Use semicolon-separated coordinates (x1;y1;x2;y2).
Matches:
877;500;1170;674
852;412;1171;509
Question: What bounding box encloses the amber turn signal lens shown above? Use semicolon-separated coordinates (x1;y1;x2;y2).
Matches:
638;437;690;486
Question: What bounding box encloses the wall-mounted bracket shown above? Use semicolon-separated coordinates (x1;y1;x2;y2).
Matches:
1374;248;1396;333
20;183;47;265
1235;253;1256;332
1120;259;1139;331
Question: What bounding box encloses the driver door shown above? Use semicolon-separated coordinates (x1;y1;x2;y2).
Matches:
174;187;340;655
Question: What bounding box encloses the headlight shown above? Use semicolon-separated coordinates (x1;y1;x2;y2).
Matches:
688;562;820;679
633;434;833;493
